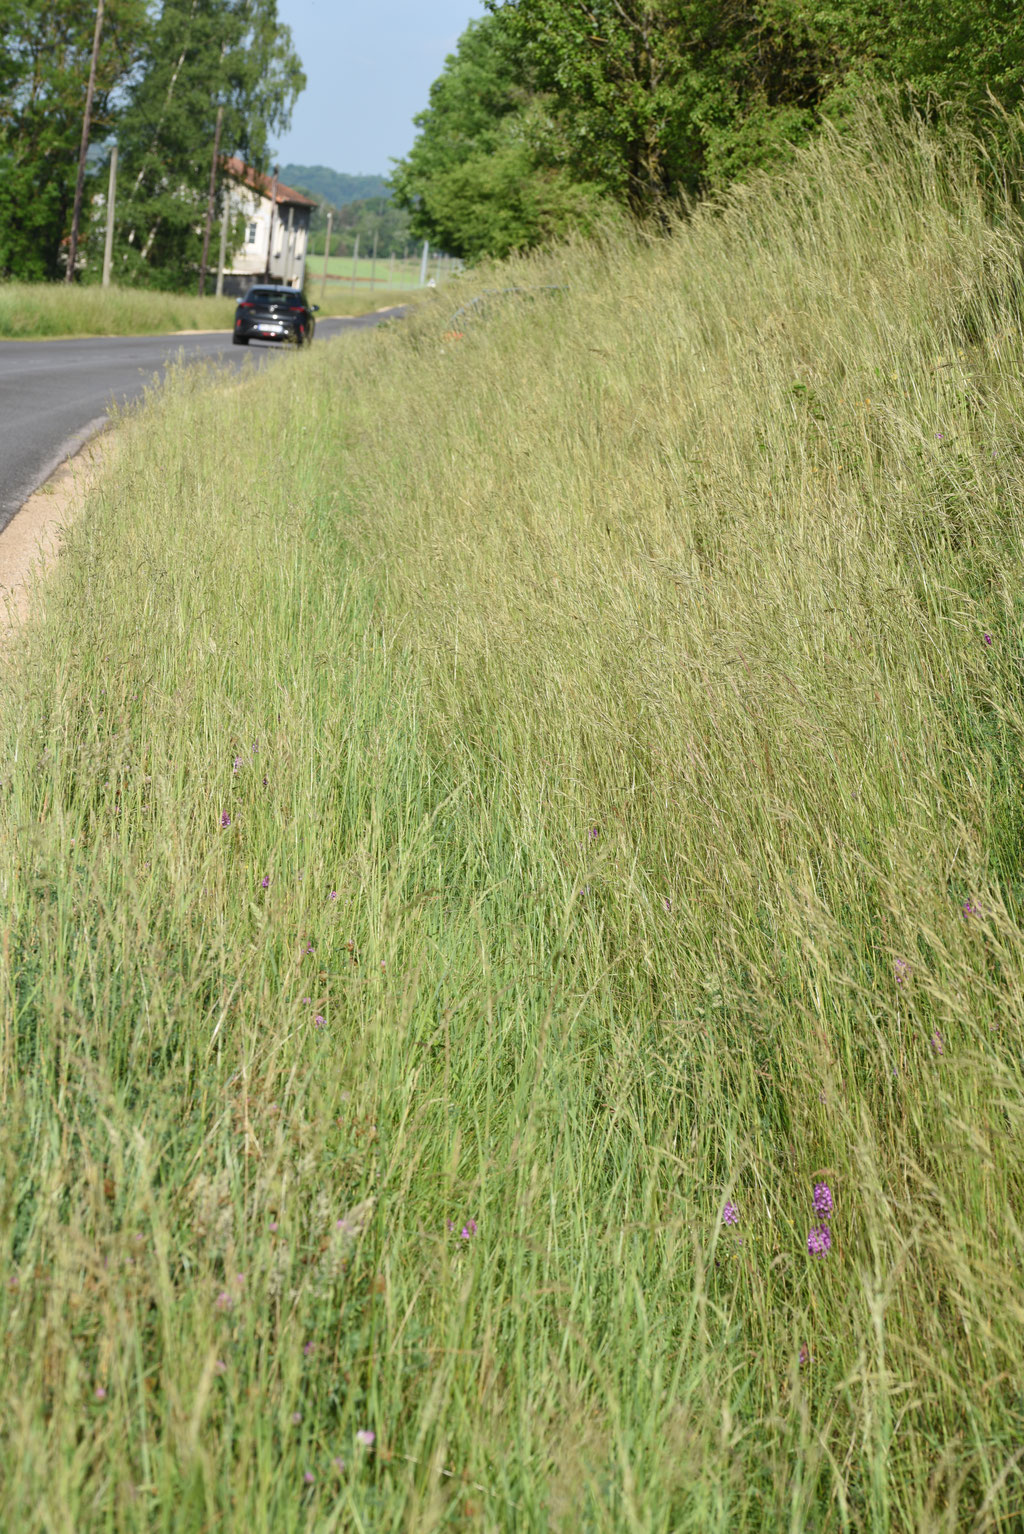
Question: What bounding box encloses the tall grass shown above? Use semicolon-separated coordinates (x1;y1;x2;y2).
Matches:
0;283;237;338
2;104;1024;1530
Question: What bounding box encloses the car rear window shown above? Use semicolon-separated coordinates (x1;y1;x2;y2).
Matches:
245;288;301;303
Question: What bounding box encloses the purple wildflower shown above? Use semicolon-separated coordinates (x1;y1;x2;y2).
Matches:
894;957;908;985
931;1031;944;1055
799;1345;810;1366
314;1014;326;1029
807;1225;832;1259
356;1429;375;1448
220;811;231;828
261;874;270;889
233;756;243;773
215;1290;233;1310
304;1471;315;1484
722;1201;739;1227
460;1219;478;1239
983;633;993;646
94;1385;107;1401
329;890;338;901
588;825;600;841
812;1183;833;1218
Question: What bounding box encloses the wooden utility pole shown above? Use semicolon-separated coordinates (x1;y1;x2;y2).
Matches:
101;141;117;287
266;165;278;281
66;0;104;283
350;232;359;292
197;104;224;297
369;229;378;291
284;204;295;285
319;210;332;305
215;197;229;296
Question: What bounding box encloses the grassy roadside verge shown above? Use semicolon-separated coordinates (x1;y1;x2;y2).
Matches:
2;104;1024;1530
0;284;237;338
0;283;421;338
313;287;425;320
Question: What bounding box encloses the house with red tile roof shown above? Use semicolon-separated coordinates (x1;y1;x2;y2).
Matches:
221;157;318;291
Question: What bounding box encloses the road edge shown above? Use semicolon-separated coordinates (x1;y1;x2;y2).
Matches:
0;425;111;638
1;414;109;538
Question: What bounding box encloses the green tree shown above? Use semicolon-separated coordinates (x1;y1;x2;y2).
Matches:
280;167;390;206
808;0;1024;133
491;0;843;206
0;0;146;280
390;14;611;261
114;0;304;287
305;195;413;259
492;0;1024;206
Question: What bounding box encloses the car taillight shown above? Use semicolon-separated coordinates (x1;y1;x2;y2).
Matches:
238;301;253;309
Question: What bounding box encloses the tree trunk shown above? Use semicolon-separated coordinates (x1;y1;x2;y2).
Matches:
66;0;104;282
198;104;224;296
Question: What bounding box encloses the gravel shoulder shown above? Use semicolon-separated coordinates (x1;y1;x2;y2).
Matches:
0;427;109;636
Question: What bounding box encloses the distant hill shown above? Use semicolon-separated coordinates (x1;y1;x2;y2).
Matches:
278;166;389;206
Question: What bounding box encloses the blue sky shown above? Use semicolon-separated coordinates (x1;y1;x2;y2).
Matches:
272;0;485;175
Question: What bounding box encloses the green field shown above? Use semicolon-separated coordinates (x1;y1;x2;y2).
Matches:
2;105;1024;1530
311;253;452;290
310;287;424;320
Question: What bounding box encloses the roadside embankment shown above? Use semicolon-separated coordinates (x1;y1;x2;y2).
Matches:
1;103;1023;1529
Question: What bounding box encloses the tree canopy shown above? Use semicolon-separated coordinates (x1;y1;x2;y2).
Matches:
0;0;303;284
390;0;1024;261
389;13;611;263
279;167;390;207
0;0;147;280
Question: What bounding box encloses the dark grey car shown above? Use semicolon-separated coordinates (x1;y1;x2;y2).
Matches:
233;285;318;346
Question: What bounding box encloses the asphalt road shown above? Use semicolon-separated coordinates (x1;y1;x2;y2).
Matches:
0;309;402;534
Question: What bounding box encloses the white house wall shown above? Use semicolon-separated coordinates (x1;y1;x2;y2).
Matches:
224;181;310;288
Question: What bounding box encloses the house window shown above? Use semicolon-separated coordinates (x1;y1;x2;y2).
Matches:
247;221;258;245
